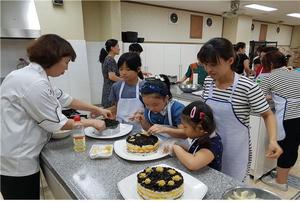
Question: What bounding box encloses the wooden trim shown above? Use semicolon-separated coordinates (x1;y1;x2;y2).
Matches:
259;24;268;41
121;0;222;17
190;15;203;39
253;20;293;27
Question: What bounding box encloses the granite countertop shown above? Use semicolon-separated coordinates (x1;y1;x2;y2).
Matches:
41;133;242;199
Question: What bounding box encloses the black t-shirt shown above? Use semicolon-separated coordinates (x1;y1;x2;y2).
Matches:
235;53;249;74
253;57;261;65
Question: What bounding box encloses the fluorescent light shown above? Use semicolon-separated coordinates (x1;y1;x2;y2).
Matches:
245;4;277;12
287;13;300;18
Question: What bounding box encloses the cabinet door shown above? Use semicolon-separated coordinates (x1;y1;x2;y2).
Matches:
180;44;202;78
144;44;164;75
164;44;181;77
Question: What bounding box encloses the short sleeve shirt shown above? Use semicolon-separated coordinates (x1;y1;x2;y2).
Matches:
144;100;184;127
188;133;223;171
109;80;146;104
235;53;249;74
185;63;208;86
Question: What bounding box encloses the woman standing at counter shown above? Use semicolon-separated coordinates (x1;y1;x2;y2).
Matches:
260;51;300;191
198;38;282;182
178;50;208;86
0;34;111;199
99;39;122;108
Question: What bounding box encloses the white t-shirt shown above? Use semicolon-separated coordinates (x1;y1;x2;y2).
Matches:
1;63;73;176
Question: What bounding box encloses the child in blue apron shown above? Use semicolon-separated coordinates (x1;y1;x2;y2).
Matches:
109;52;145;125
164;101;223;171
132;75;186;138
198;38;282;182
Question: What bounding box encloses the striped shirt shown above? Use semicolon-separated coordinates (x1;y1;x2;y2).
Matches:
260;67;300;120
202;75;270;127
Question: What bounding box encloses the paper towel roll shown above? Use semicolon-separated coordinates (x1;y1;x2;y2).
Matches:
193;73;198;85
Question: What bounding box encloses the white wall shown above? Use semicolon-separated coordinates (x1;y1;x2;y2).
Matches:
86;41;104;105
251;21;293;45
0;39;32;77
49;40;91;104
121;2;223;43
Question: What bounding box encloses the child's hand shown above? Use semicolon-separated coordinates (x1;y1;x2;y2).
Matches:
128;111;144;123
147;124;166;134
161;140;177;156
163;144;173;154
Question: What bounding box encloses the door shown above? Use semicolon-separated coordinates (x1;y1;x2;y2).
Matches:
144;43;164;76
164;44;181;77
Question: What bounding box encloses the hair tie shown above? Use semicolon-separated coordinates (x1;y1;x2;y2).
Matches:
200;112;206;120
190;106;196;118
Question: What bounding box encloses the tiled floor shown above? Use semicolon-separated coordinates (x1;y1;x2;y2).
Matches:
246;148;300;200
1;149;299;200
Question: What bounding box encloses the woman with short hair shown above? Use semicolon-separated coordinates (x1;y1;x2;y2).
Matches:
0;34;111;199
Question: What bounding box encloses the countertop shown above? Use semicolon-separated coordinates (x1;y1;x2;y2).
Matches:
41;133;242;199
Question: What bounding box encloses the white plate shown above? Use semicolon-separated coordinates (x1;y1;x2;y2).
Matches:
117;163;208;200
114;138;168;161
84;123;133;139
192;90;203;96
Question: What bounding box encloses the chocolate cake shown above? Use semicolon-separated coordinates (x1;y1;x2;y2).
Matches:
103;119;119;129
126;132;159;153
137;166;184;199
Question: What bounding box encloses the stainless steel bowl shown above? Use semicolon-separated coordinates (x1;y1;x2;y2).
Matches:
222;186;281;200
178;84;202;93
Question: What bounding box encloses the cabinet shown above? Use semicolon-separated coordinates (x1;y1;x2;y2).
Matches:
249;115;276;181
122;43;202;79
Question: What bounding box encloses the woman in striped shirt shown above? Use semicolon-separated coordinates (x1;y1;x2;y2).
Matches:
198;38;282;182
260;51;300;191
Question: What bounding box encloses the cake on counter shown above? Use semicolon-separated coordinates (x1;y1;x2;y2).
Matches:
126;132;159;153
137;166;184;200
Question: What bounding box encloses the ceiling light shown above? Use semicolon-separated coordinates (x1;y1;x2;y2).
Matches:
287;13;300;18
245;4;277;12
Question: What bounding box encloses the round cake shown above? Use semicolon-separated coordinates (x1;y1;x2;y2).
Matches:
126;132;159;153
137;166;184;200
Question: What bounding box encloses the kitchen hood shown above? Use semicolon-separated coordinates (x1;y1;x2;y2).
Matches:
1;0;41;39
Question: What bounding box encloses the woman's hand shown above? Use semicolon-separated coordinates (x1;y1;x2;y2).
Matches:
147;124;167;134
81;119;106;131
266;141;283;159
90;107;112;119
91;119;106;131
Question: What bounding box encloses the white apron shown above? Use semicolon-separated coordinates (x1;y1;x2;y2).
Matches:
205;73;250;182
272;93;300;141
148;100;175;141
116;81;144;123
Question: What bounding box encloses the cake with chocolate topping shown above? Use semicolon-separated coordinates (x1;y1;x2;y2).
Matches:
103;119;119;129
137;166;184;200
126;132;159;153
